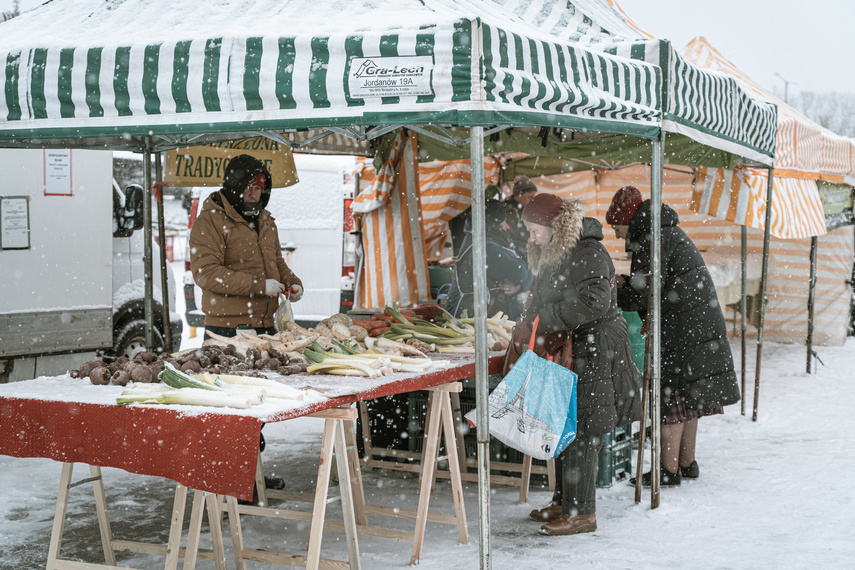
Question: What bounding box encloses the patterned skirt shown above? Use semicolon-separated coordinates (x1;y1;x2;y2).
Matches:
663;387;724;425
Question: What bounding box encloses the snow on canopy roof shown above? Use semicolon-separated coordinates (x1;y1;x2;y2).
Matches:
487;0;777;165
0;0;668;148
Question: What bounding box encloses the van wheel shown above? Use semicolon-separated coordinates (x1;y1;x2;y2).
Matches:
114;319;164;360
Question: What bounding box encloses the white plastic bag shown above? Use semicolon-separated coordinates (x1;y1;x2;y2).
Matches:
274;294;294;332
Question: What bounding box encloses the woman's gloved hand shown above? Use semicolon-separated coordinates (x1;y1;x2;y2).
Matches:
265;279;286;296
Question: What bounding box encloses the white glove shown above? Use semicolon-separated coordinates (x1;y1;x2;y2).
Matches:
288;283;303;302
265;279;286;297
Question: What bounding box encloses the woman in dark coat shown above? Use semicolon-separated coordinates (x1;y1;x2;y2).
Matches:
607;186;740;487
520;193;642;536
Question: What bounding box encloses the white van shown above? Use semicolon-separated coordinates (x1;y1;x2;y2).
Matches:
183;153;356;328
0;149;182;382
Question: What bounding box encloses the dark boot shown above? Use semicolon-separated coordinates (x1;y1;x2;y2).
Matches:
539;513;597;536
264;475;286;490
529;502;563;523
630;466;681;488
680;460;699;479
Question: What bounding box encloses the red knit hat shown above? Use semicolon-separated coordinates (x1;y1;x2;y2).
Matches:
606;186;642;226
248;173;267;189
521;193;564;226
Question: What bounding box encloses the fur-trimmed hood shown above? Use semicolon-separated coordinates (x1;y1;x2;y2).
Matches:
526;198;590;274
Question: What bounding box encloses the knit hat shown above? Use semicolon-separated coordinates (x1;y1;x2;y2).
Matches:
512;175;537;196
248;173;267;191
521;193;564;226
221;154;273;214
606;186;643;226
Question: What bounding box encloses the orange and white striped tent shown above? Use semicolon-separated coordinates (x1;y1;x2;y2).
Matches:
352;131;429;309
683;37;855;239
353;132;504;309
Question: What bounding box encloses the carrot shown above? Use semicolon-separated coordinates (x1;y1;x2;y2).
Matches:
368;325;390;335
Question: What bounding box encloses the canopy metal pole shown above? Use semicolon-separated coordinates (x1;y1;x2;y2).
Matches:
753;168;775;421
806;236;818;373
470;126;491;569
650;138;663;508
740;227;747;415
154;153;173;353
142;140;154;349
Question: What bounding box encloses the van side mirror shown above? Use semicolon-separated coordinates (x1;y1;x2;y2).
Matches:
124;184;145;231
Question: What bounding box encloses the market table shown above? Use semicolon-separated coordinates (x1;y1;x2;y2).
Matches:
0;353;502;569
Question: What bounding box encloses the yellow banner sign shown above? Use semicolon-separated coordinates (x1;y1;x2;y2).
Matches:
165;138;299;187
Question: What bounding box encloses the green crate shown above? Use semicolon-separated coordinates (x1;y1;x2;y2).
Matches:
596;439;633;488
621;310;646;374
601;423;634;449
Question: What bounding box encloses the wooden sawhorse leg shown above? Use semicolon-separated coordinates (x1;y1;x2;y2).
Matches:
46;462;224;570
226;407;361;570
47;463;117;569
411;384;468;564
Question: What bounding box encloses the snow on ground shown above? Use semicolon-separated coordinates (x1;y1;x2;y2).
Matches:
1;248;854;568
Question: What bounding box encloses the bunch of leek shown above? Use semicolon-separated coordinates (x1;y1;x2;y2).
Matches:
304;341;449;376
115;363;266;408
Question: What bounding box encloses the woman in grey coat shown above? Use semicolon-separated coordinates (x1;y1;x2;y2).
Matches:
520;193;642;536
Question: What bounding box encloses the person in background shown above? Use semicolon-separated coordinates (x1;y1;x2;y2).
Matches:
522;193;642;536
502;174;539;256
190;154;303;340
606;185;740;487
445;199;533;321
189;154;303;497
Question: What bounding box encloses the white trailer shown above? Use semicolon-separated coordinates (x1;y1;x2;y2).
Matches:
0;149;181;382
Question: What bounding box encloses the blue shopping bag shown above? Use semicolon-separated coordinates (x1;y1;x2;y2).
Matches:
466;317;577;460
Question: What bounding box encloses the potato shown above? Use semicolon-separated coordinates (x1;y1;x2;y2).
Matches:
264;358;281;370
89;366;111;385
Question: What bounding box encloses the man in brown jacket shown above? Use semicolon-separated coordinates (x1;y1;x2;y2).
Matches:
190;154;303;340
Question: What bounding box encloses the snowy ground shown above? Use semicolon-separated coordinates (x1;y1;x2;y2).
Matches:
1;247;854;568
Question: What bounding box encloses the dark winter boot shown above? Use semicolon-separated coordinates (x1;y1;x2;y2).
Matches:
680;460;699;479
630;466;681;488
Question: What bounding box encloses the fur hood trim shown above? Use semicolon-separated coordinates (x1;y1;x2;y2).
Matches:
527;198;585;274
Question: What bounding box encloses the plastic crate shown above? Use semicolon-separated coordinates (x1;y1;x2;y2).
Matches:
596;439;633;488
601;423;633;449
621;310;646;374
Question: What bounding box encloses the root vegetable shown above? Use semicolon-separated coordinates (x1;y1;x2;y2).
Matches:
264;358;282;370
131;366;153;383
139;352;158;363
406;338;434;354
278;363;308;375
111;370;131;386
348;326;367;342
253;358;269;370
79;360;105;379
180;360;202;374
90;366;111;385
70;369;80;379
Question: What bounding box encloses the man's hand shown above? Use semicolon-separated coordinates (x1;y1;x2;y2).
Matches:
287;283;303;302
265;279;286;297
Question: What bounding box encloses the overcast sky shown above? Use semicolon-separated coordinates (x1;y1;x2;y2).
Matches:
3;0;854;100
617;0;855;99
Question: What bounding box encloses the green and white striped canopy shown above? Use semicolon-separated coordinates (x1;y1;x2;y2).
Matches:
0;0;664;150
494;0;778;165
